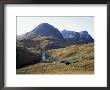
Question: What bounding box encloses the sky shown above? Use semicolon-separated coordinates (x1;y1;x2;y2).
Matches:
17;16;94;38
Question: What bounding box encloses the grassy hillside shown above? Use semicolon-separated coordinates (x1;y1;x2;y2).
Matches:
49;43;94;62
16;43;94;74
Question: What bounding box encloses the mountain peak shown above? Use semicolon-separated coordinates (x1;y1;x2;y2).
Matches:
39;23;50;26
38;23;56;27
19;23;64;41
32;23;57;33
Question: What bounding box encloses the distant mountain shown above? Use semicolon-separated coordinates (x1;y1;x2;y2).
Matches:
61;30;94;44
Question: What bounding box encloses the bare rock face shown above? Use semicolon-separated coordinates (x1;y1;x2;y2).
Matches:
61;30;94;44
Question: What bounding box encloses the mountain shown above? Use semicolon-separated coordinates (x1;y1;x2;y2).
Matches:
17;23;94;50
61;30;94;44
17;23;65;50
17;23;64;41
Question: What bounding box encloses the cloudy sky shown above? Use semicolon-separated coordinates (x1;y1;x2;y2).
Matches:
17;16;94;38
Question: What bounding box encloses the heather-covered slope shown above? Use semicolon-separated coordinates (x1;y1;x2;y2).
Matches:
17;43;94;74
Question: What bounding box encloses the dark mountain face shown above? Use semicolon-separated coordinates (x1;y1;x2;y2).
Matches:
32;23;64;40
78;31;94;43
61;30;94;44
